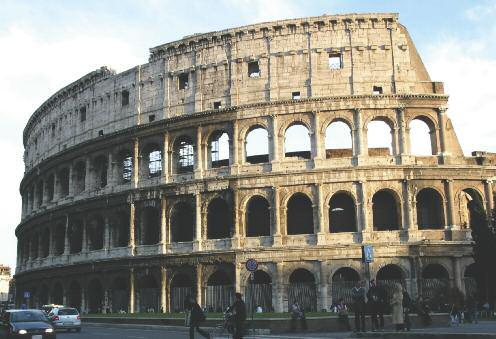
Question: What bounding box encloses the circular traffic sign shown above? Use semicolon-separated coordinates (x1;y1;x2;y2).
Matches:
245;258;258;272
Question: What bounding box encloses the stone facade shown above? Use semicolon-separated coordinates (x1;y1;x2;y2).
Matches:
15;13;496;313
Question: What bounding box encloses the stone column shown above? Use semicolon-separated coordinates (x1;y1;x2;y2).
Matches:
160;197;167;253
356;181;369;232
315;184;326;243
129;202;136;251
270;114;280;170
272;186;282;245
319;261;329;311
194;127;203;179
232;188;241;248
63;215;70;255
396;106;407;161
484;179;494;216
160;266;167;313
82;218;88;253
133;138;140;188
38;232;43;259
230;120;240;175
196;264;203;307
163;132;170;183
352;108;365;162
274;262;285;312
84;156;92;191
437;106;448;156
453;257;462;291
67;164;74;197
81;287;87;314
402;179;415;231
129;268;135;313
235;262;242;293
194;193;202;251
444;179;457;229
48;225;54;257
107;152;115;186
104;215;111;252
312;111;324;166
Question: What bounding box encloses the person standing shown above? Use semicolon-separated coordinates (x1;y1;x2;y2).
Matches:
231;293;247;339
351;280;366;333
391;283;404;331
367;279;385;331
402;287;412;331
186;296;210;339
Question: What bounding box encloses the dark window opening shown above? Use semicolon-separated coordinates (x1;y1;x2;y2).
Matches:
149;114;156;123
94;155;108;188
246;196;270;237
139;206;160;245
58;168;70;198
51;124;56;138
121;90;129;106
248;61;260;77
171;202;194;242
416;188;445;229
80;107;86;122
373;86;383;95
74;162;85;194
292;92;301;100
112;212;130;248
54;223;65;255
87;216;104;251
329;193;356;233
372;190;399;231
288;269;317;312
98;130;104;136
287;194;314;235
36;181;43;207
328;53;342;69
213;101;222;109
207;198;232;239
178;73;189;90
69;220;83;254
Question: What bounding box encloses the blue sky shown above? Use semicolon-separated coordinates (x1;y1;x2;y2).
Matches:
1;0;496;271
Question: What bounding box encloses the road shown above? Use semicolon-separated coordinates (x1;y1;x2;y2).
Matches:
56;321;496;339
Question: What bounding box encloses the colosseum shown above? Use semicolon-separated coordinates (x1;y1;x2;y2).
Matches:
15;13;496;314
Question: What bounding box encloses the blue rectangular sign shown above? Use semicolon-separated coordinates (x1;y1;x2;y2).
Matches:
362;245;374;263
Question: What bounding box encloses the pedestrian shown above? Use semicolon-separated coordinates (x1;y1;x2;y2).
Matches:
290;302;307;331
367;279;385;331
185;295;210;339
351;280;366;333
391;283;404;331
336;298;351;331
402;287;412;331
231;293;247;339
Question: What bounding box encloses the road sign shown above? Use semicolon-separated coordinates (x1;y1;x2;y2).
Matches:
245;258;258;272
362;245;374;263
23;291;30;299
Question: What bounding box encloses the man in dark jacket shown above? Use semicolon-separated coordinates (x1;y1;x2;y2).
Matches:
231;293;247;339
351;280;366;333
186;296;210;339
367;279;385;331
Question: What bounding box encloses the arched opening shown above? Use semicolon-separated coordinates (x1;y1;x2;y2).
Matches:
30;234;39;259
325;121;353;158
416;188;445;229
73;161;86;194
36;180;43;207
329;193;357;233
331;267;360;305
421;264;450;311
69;219;83;254
376;264;405;302
460;188;485;228
367;119;393;156
170;202;194;242
206;270;234;312
51;282;64;306
207;198;232;239
58;168;70;198
67;281;82;310
41;230;49;258
145;145;162;178
139;206;160;245
38;285;49;306
46;174;55;201
287;193;314;235
111;211;130;248
54;223;65;256
87;216;104;251
118;150;133;183
409;118;436;155
170;273;194;312
245;270;273;313
245;196;271;237
210;131;230;168
464;263;477;299
137;275;159;313
372;190;400;231
284;123;311;159
245;126;269;164
93;155;108;188
174;136;194;173
87;279;104;313
111;277;129;313
288;269;317;312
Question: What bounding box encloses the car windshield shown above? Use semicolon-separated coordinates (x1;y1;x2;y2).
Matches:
58;309;78;315
11;311;48;322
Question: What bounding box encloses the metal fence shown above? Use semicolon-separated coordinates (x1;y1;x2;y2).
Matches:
137;288;159;313
205;285;234;312
111;290;128;312
331;281;357;306
244;283;273;313
170;286;194;312
288;283;317;312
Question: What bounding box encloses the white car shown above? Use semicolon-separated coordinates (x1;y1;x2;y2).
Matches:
48;307;81;332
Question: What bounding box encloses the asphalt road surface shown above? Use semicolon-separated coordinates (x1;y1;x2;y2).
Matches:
57;325;190;339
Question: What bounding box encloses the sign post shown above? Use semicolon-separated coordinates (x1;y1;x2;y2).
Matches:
362;245;374;283
245;259;258;326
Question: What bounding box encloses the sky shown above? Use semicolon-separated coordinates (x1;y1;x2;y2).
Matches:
1;0;496;272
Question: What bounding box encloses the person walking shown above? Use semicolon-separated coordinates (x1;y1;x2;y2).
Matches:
402;287;412;331
391;283;404;331
231;293;247;339
351;280;366;333
186;296;210;339
367;279;385;331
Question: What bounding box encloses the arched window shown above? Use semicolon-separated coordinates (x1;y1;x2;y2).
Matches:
58;168;70;197
331;267;360;305
325;121;352;158
175;137;194;173
73;162;85;194
421;264;450;311
367;119;393;156
87;216;104;251
119;150;133;183
170;274;194;312
139;206;160;245
41;230;49;258
288;269;316;312
245;126;269;164
416;188;445;229
111;210;130;248
67;281;82;310
285;123;311;159
69;219;83;254
206;270;234;312
372;190;400;231
459;188;484;228
87;279;103;313
245;196;270;237
137;275;159;313
210;131;230;168
36;180;43;207
245;270;272;313
146;146;162;177
409;118;435;155
111;277;129;313
287;193;314;235
207;198;232;239
171;202;194;242
54;223;65;255
46;174;55;201
94;155;108;188
30;233;39;259
329;193;357;233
